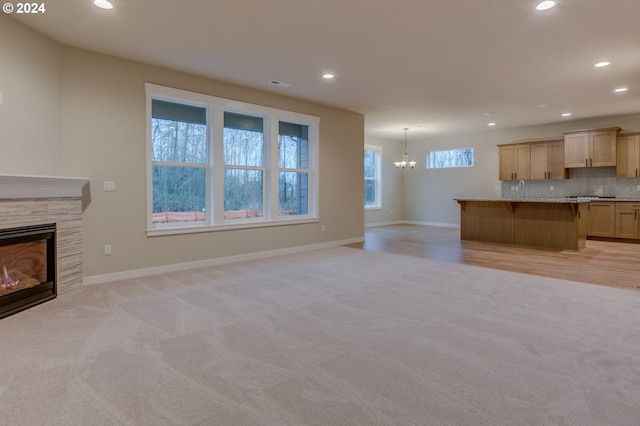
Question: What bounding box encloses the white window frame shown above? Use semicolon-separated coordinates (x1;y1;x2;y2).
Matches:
146;83;320;236
426;147;474;169
364;144;382;209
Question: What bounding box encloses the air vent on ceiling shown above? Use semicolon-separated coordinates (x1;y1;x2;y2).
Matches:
268;80;291;87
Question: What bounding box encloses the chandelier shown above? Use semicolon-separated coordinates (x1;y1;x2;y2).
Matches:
394;128;416;169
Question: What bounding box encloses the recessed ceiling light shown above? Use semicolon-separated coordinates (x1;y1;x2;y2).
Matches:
614;87;628;93
488;122;496;126
483;112;495;116
322;73;335;79
562;112;572;117
536;1;556;11
93;0;114;9
594;61;610;68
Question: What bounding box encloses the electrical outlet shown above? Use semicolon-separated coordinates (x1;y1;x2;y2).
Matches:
637;185;640;191
103;181;116;192
104;244;112;255
550;186;554;191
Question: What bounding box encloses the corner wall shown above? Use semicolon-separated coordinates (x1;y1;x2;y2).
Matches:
0;14;63;175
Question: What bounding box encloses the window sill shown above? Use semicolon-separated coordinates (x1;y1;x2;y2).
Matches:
147;217;320;237
365;206;382;211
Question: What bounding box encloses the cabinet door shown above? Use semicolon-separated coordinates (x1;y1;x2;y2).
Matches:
614;203;640;239
548;141;567;179
513;144;531;180
590;130;617;167
564;132;589;168
616;134;640;178
588;202;615;237
530;143;548;180
498;145;515;180
498;144;530;180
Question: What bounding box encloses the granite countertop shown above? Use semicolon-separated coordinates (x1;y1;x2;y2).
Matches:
455;198;640;203
454;197;640;204
455;198;588;203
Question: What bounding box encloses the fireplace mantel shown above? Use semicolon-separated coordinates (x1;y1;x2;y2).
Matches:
0;174;91;199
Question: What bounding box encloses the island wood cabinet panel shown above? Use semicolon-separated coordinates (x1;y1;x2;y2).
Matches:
616;133;640;178
614;202;640;239
457;200;587;251
498;144;531;180
587;202;615;237
563;127;620;168
531;140;567;180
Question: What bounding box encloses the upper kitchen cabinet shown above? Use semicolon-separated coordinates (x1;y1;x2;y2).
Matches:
563;127;620;168
530;140;567;180
616;133;640;178
498;143;530;180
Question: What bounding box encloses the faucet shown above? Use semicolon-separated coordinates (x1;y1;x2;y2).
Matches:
518;180;525;199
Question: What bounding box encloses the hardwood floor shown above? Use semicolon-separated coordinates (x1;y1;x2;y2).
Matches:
346;224;640;291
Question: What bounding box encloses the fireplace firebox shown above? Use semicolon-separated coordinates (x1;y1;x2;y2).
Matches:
0;223;56;318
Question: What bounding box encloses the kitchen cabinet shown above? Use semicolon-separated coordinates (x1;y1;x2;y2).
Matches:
587;202;615;237
563;127;620;168
614;202;640;239
616;133;640;178
530;140;567;180
498;143;530;180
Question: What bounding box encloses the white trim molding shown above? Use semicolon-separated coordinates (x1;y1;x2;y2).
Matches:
0;173;91;199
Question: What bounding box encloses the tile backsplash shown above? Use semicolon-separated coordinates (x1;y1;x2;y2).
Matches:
501;167;640;199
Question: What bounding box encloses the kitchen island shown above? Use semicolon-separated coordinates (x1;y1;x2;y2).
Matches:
455;198;589;251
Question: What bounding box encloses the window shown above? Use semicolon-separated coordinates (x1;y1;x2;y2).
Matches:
279;122;309;216
427;147;474;169
146;84;319;235
223;112;265;220
151;100;208;224
364;145;381;208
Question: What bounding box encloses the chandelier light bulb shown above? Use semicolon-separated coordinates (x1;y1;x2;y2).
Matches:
394;128;416;170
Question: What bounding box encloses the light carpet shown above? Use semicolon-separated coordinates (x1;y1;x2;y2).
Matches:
1;246;639;425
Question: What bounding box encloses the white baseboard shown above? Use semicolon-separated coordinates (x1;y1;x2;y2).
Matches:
365;220;459;228
83;237;365;286
365;220;404;228
402;221;460;228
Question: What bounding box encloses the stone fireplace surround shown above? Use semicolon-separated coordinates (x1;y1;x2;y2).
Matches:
0;174;90;295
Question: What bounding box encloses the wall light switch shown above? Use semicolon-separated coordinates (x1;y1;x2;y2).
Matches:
637;185;640;191
103;181;116;192
550;186;554;191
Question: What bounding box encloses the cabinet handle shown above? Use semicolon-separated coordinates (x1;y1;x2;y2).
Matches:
636;168;638;178
590;158;593;167
586;158;588;167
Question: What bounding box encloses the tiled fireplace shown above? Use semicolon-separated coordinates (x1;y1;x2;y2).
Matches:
0;174;90;317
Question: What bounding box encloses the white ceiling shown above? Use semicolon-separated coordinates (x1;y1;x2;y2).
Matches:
11;0;640;142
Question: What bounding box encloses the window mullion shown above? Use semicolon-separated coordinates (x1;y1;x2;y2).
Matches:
268;119;279;220
212;109;225;224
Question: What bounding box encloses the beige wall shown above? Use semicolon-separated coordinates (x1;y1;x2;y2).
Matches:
3;16;365;278
0;14;63;175
401;113;640;226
